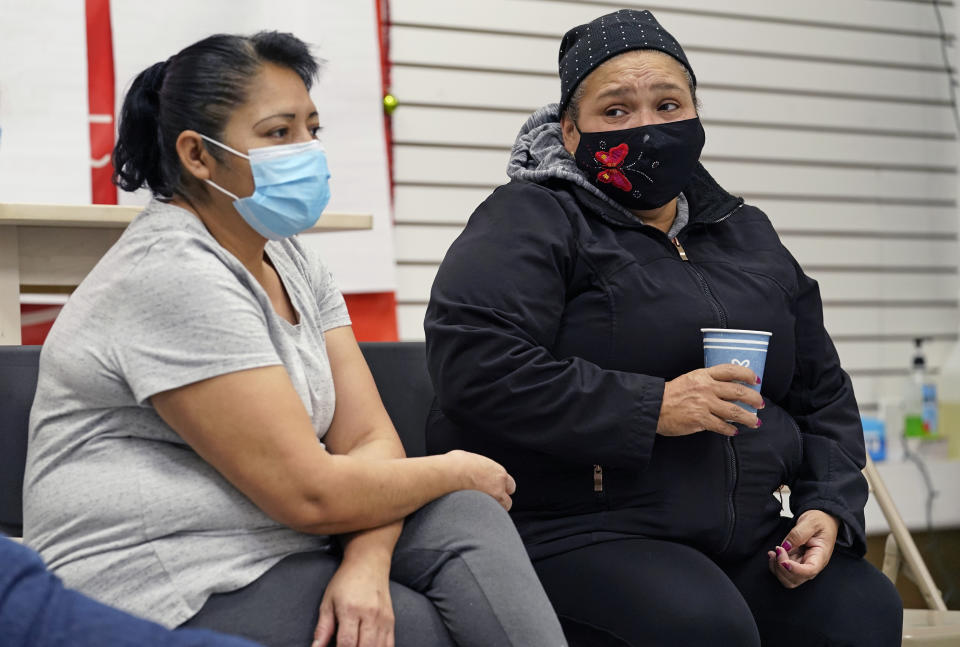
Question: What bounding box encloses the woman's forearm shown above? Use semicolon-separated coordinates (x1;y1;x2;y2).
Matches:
342;428;406;461
334;427;407;565
339;523;402;573
148;365;489;538
286;453;467;535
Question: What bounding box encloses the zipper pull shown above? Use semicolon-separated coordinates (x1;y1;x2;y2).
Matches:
593;464;603;492
672;237;689;262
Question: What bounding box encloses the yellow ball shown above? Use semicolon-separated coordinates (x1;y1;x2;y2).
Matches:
383;94;399;114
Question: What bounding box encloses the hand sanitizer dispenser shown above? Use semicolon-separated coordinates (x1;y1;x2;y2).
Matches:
904;338;937;438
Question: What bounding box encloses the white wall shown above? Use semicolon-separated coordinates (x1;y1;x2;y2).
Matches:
387;0;960;413
0;0;90;204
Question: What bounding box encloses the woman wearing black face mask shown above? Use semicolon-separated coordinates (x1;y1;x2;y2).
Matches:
424;9;902;647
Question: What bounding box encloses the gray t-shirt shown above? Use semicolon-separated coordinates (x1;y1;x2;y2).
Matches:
22;199;352;628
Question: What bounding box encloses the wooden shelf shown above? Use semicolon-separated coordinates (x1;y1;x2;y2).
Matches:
0;203;373;344
0;203;372;232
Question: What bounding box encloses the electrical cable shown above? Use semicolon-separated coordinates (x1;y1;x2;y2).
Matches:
932;0;960;134
900;433;955;606
927;0;959;606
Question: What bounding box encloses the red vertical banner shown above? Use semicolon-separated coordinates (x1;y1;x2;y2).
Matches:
85;0;117;205
346;0;399;343
20;304;64;345
344;292;399;342
375;0;393;204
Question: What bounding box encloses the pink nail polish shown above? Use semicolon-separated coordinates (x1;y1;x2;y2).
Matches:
781;541;792;551
756;419;763;428
756;376;762;384
782;562;791;571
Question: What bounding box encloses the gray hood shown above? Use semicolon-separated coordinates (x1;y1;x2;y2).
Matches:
505;103;688;237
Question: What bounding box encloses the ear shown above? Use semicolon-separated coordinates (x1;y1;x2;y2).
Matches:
175;130;216;182
560;112;580;156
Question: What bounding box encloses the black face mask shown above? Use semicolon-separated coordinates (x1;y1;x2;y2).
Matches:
573;117;705;210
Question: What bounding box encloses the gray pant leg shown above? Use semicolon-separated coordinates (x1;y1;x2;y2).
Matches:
182;551;455;647
391;490;567;647
391;581;456;647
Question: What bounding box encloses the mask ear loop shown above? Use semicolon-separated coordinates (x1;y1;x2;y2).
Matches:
198;134;250;160
204;178;241;201
197;134;249;201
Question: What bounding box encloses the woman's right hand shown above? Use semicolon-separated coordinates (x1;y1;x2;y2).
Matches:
445;450;517;511
656;364;763;437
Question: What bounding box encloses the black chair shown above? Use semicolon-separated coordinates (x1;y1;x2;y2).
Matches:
358;341;432;458
0;345;41;537
0;343;433;537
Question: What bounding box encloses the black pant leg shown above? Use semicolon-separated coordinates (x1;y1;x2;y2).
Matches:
533;537;761;647
721;521;903;647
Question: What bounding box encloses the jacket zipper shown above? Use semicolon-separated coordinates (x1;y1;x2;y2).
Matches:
709;200;744;225
671;237;689;261
719;437;739;554
665;200;745;551
671;237;728;328
707;200;744;552
593;464;603;492
677;199;744;554
788;414;804;480
709;199;744;553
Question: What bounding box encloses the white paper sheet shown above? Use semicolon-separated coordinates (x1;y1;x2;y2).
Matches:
0;0;91;204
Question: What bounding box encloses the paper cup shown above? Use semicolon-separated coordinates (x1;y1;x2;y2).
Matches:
701;328;771;414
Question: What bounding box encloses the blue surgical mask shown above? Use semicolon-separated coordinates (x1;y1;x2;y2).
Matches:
200;135;331;240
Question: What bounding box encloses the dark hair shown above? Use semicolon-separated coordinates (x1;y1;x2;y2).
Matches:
113;31;320;198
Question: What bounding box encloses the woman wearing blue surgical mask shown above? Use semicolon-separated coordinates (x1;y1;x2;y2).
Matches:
22;32;566;647
424;9;902;647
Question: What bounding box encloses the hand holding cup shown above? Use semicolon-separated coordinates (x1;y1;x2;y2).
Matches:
657;364;763;437
655;329;770;437
701;329;771;415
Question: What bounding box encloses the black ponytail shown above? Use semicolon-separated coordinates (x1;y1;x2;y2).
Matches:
111;32;320;199
112;60;170;195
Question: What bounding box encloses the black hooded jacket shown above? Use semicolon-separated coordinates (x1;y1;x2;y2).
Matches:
423;108;868;562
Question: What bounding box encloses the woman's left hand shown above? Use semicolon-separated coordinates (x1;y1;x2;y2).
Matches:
766;509;839;589
313;557;395;647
